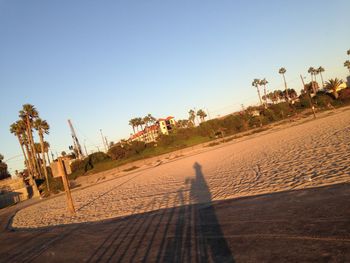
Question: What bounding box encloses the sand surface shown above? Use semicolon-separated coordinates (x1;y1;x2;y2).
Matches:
12;108;350;228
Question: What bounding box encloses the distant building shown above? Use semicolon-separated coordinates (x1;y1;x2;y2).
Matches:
157;116;176;135
129;116;176;142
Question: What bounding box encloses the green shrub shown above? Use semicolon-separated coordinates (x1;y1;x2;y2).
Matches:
296;94;311;108
70;159;84;173
89;151;110;162
338;88;350;101
313;93;335;108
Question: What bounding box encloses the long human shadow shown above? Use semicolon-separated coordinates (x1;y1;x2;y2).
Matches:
162;162;235;263
85;162;234;262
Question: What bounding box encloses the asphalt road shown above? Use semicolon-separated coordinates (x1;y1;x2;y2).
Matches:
1;182;349;263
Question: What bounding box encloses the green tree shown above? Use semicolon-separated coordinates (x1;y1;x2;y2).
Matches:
19;104;42;179
344;60;350;73
278;67;289;100
9;120;39;195
188;109;196;126
259;78;268;107
252;78;263;106
325;78;343;99
308;67;317;94
196;109;208;123
317;66;325;88
129;118;137;134
34;118;50;192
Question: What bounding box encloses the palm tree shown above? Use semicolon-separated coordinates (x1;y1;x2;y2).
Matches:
325;78;343;99
308;67;317;94
177;119;189;128
9;120;40;196
347;49;350;56
134;117;144;131
188;109;196;126
196;109;207;123
34;118;50;192
317;66;325;88
278;67;289;100
43;141;51;164
344;60;350;73
259;78;268;107
129;118;137;134
252;79;263;106
147;114;156;125
19;104;42;179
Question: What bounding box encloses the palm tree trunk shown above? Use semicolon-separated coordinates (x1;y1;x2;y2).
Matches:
25;115;42;178
320;72;324;88
23;141;40;197
283;74;289;100
263;85;268;107
310;74;316;94
17;136;32;179
39;132;50;192
256;87;263;106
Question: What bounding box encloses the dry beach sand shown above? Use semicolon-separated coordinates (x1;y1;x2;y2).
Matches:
12;108;350;229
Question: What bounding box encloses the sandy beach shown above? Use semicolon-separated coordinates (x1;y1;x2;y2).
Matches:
12;107;350;229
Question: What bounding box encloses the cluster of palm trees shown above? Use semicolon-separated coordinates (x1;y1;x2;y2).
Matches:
344;49;350;73
176;109;207;128
252;78;270;107
308;66;325;92
9;104;51;194
253;65;329;106
263;89;298;104
128;114;157;134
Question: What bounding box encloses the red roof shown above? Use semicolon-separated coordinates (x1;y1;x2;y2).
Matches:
158;116;175;121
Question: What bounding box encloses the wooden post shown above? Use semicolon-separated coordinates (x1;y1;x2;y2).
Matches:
58;158;76;214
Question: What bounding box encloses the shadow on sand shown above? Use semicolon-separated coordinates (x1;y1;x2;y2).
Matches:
86;162;234;263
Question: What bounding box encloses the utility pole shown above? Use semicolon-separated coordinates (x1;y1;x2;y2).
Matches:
300;74;316;119
83;140;88;156
104;136;109;151
206;108;211;120
100;129;107;152
68;119;84;159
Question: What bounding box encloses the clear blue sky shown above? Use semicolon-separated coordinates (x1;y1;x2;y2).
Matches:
1;0;349;173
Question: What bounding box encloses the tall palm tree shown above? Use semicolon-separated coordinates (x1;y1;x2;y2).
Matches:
196;109;207;123
188;109;196;126
129;118;137;134
43;141;51;164
34;118;50;192
135;117;144;131
259;78;269;107
325;78;343;99
308;67;317;94
278;67;290;100
252;79;263;106
9;120;40;196
147;114;156;125
19;104;42;179
317;66;325;88
344;60;350;73
347;49;350;55
143;115;151;128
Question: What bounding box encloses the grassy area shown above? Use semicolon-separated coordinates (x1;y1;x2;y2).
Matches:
68;135;211;180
